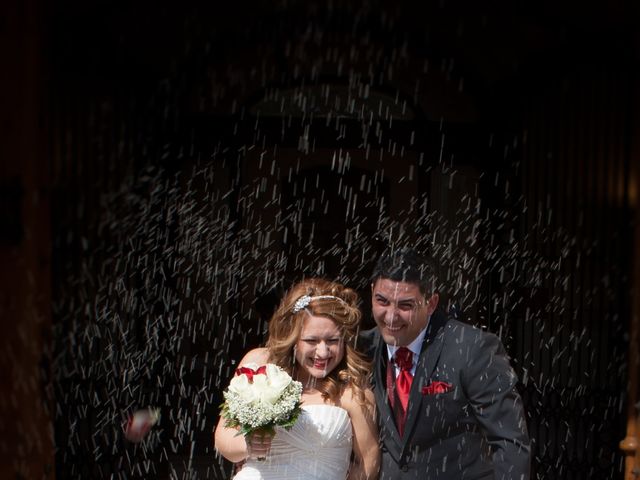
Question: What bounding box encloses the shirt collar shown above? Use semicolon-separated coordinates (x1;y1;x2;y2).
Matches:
386;320;429;362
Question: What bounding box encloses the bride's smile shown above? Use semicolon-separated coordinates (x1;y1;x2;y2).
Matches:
294;314;344;381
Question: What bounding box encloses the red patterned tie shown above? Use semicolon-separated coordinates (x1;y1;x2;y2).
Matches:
394;347;413;436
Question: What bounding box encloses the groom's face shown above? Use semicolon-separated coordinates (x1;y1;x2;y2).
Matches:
371;278;439;347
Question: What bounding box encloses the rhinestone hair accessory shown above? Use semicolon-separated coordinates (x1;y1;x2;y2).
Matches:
292;295;348;313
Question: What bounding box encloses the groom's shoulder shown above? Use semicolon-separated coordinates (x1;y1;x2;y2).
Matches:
357;327;380;356
438;316;497;345
359;327;379;340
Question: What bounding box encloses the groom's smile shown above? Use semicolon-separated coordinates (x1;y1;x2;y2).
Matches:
371;278;438;347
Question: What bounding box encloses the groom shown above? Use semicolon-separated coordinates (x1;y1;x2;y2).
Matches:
360;248;531;479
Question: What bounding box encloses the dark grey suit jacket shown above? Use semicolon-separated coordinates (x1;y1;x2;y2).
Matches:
359;311;530;480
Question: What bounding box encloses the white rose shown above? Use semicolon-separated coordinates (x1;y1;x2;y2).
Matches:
255;364;292;404
227;363;292;405
228;372;257;403
228;363;261;403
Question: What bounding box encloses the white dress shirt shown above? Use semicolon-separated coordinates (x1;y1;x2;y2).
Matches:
386;324;428;377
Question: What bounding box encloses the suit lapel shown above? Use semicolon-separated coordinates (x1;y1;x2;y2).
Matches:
373;334;403;451
401;312;448;445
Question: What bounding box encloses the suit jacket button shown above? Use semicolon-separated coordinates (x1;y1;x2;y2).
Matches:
401;465;409;472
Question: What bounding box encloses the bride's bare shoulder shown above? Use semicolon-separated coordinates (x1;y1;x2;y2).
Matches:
338;384;376;414
238;347;270;365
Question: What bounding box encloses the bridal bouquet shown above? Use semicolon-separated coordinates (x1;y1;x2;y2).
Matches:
220;363;303;437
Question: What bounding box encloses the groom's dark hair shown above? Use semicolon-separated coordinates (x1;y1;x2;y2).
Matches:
371;247;437;295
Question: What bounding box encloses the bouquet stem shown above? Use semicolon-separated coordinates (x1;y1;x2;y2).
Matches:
246;427;274;461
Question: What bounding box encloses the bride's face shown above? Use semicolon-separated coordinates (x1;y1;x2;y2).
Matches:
294;314;344;382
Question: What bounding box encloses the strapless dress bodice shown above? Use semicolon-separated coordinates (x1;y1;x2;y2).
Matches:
233;404;352;480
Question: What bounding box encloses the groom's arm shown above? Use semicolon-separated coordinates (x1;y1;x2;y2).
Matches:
461;330;531;480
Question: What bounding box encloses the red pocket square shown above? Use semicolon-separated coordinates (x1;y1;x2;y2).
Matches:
422;381;454;395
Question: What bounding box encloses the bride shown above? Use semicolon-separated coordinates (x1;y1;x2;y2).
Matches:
214;278;380;480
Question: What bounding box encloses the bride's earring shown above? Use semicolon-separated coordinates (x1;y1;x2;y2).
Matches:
292;346;298;378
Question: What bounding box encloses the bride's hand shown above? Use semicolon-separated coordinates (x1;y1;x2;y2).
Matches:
245;431;273;460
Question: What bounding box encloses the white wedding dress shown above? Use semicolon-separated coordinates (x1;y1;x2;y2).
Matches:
233;404;352;480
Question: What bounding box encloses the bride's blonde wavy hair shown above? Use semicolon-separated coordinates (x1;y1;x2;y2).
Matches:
265;278;371;405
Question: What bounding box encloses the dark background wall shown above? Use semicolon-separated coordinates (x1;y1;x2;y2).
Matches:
1;0;639;478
